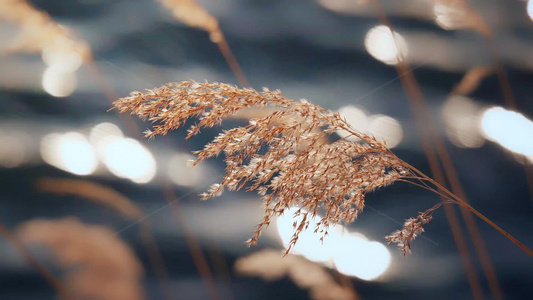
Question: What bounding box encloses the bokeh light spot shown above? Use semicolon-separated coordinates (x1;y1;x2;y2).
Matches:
367;115;403;148
168;152;209;187
433;3;467;30
102;138;156;183
40;132;97;175
276;207;391;281
481;107;533;156
442;96;485;148
337;106;368;141
364;25;408;65
42;65;77;98
332;233;391;280
42;48;83;72
89;122;124;157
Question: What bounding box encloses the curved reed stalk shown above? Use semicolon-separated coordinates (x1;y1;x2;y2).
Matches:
368;1;506;299
111;80;533;258
156;0;249;87
452;66;493;95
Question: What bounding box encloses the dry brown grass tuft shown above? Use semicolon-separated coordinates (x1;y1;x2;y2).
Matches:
111;80;533;257
235;249;358;300
17;218;145;300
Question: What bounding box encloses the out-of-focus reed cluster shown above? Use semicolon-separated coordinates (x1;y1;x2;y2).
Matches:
17;218;145;300
235;249;358;300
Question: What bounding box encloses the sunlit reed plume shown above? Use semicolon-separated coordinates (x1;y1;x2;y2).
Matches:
17;218;145;300
111;80;452;255
235;249;358;300
112;81;533;257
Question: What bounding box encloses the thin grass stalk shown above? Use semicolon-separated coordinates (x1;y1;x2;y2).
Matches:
369;1;485;298
434;139;504;300
402;160;533;257
139;223;174;299
160;183;222;300
206;243;236;300
443;2;531;297
156;0;249;87
451;66;493;95
214;33;249;87
463;0;533;209
0;223;73;300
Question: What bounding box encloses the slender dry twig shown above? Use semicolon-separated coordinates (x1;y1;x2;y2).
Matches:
111;80;533;258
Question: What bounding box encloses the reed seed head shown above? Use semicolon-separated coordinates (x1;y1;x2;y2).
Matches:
112;81;433;254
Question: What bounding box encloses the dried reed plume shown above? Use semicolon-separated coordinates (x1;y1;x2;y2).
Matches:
235;249;358;300
17;218;145;300
0;0;90;59
112;81;533;257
